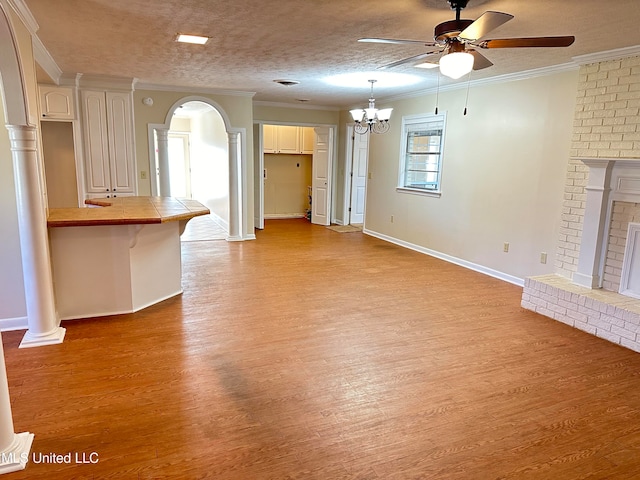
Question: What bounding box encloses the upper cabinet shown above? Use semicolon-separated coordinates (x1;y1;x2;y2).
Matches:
301;127;314;154
80;89;136;197
263;125;315;154
263;124;277;153
39;85;76;120
276;126;301;154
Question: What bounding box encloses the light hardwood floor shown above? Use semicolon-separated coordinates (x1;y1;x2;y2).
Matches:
4;218;640;479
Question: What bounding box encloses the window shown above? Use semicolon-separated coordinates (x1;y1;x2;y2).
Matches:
398;113;446;195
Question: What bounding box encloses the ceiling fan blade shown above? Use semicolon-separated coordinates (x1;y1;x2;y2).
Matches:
378;51;440;70
468;50;493;70
478;36;575;49
359;37;437;46
459;11;514;41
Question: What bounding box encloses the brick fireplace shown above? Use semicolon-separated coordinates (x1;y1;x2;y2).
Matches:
522;158;640;353
521;53;640;353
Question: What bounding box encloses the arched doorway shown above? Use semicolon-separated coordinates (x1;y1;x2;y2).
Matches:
0;0;50;471
147;96;253;242
169;101;229;240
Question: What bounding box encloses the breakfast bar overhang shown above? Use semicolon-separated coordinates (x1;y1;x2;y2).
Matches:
47;196;209;320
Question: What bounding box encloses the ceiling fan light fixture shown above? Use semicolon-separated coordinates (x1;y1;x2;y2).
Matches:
439;51;474;79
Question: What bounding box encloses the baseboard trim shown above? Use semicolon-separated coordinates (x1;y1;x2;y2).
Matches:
264;214;305;219
363;228;524;287
208;212;229;231
0;316;28;332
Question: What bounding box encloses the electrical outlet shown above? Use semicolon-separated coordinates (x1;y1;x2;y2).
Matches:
503;242;509;253
540;252;547;264
140;171;147;179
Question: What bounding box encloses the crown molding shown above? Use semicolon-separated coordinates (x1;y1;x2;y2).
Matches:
32;34;62;83
136;82;255;98
383;62;579;103
4;0;38;34
253;100;339;111
572;45;640;65
78;74;137;91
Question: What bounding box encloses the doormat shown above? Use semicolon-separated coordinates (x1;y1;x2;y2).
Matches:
326;225;362;233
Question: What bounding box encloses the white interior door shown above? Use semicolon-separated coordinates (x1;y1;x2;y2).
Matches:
349;132;369;224
311;127;332;226
168;133;191;198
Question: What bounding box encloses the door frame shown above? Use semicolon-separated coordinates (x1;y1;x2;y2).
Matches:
167;132;192;199
343;124;370;226
254;121;338;229
147;96;254;241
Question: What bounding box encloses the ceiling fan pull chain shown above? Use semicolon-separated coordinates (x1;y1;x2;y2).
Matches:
463;70;472;116
435;72;441;115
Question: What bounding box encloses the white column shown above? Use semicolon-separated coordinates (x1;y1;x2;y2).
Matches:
156;127;171;196
0;333;34;474
572;158;614;288
227;131;241;241
7;125;66;348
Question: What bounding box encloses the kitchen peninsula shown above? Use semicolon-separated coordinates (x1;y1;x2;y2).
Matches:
47;196;209;320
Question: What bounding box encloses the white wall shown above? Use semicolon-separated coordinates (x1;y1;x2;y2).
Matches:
363;70;579;283
190;109;229;227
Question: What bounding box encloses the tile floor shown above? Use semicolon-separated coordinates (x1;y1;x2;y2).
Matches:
181;214;227;242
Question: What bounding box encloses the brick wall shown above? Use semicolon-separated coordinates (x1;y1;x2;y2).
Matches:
556;56;640;278
522;275;640;353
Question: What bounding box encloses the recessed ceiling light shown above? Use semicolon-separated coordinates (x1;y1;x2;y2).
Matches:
415;63;439;69
274;79;300;86
176;34;209;45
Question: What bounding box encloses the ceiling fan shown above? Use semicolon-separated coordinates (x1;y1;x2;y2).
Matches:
359;0;575;79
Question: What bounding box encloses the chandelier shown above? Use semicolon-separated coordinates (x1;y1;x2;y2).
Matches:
349;80;393;134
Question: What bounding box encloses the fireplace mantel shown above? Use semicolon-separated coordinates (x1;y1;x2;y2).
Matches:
573;157;640;289
522;156;640;353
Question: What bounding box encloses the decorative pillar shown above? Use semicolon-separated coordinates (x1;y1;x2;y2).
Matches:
227;131;241;241
7;125;66;348
0;334;34;474
156;127;171;196
572;158;614;288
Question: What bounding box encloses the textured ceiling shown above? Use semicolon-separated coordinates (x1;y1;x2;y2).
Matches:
24;0;640;108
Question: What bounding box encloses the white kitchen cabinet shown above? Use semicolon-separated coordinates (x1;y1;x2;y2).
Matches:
276;125;301;154
263;125;313;154
81;89;136;197
263;124;277;153
301;127;315;154
39;85;75;120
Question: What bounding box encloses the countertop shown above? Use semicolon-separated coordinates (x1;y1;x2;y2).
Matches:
47;196;210;228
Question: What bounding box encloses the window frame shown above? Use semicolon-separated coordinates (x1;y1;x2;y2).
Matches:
396;112;447;197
